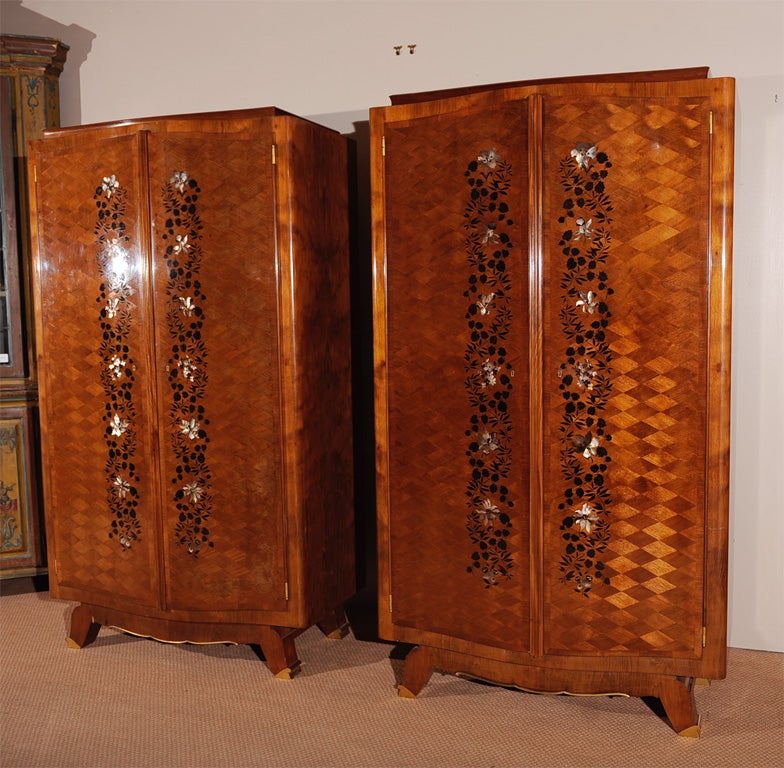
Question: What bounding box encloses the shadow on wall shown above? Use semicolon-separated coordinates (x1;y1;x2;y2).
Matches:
1;0;95;126
345;119;376;603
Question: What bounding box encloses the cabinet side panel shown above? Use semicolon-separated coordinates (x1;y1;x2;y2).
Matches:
30;134;161;608
541;96;711;658
147;130;287;614
382;103;531;651
278;118;355;621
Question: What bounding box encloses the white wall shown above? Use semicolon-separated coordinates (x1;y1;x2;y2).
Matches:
2;0;782;653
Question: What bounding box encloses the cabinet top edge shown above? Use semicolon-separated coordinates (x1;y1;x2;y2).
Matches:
370;75;735;122
37;106;339;141
387;67;712;106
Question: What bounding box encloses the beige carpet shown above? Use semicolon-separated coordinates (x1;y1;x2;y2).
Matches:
1;585;782;768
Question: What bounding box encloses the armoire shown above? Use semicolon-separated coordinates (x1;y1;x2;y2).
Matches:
28;107;355;677
370;68;733;735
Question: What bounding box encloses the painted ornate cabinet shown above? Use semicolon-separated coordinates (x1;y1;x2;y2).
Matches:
28;107;355;677
0;35;68;576
371;70;733;734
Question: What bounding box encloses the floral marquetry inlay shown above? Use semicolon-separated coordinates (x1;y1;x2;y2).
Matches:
555;144;615;596
160;171;215;557
463;147;517;587
93;175;142;551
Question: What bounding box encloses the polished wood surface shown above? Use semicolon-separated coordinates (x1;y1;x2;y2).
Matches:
372;74;733;734
28;108;355;674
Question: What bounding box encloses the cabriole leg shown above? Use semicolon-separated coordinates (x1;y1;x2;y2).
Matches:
659;676;700;737
66;604;101;649
258;626;302;679
316;606;350;639
399;645;434;698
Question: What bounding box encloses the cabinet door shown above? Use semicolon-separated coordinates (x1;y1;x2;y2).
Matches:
31;133;162;609
376;81;732;670
376;101;533;651
539;94;715;659
146;130;288;614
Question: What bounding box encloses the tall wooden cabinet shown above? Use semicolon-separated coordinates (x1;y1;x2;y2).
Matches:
0;35;68;576
28;108;355;677
371;70;733;734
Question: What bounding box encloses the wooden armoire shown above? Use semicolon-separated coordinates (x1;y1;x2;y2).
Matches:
370;69;733;735
28;107;355;677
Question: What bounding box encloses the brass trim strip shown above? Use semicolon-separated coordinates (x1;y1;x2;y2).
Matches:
455;671;630;698
107;625;238;646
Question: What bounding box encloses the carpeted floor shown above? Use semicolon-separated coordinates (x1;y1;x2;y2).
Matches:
1;582;782;768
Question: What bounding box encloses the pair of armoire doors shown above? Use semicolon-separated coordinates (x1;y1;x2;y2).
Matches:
371;71;733;736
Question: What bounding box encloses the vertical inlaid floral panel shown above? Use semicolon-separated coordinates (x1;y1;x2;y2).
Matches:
159;170;214;558
94;173;143;551
552;143;615;596
463;148;518;587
